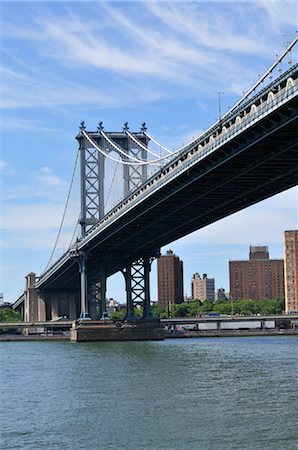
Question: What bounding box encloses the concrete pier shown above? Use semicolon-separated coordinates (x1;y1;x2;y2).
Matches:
70;319;164;342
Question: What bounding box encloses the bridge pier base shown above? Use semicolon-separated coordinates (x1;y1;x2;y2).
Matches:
70;319;164;342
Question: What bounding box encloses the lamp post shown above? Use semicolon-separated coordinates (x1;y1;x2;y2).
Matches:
218;91;224;131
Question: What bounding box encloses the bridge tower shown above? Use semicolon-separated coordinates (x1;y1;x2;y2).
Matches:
77;121;149;237
75;122;157;321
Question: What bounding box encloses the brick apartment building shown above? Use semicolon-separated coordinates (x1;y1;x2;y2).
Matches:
157;250;184;309
284;230;298;313
229;245;284;301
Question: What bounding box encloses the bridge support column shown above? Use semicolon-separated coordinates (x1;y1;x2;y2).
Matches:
125;255;154;321
24;273;46;322
37;294;46;322
51;297;59;320
143;256;153;320
69;298;77;321
78;253;90;320
86;260;106;320
122;265;135;320
99;269;107;320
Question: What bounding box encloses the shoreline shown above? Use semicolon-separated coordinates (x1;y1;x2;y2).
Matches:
165;329;298;338
0;329;297;341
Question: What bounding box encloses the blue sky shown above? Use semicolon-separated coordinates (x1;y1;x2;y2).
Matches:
1;1;297;303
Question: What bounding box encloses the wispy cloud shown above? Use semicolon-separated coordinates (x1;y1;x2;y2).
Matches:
2;202;77;231
147;2;270;55
256;1;298;31
0;117;58;132
0;160;7;172
2;1;295;112
34;166;66;187
0;64;141;109
3;166;69;200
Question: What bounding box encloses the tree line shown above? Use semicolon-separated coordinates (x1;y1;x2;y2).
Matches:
109;297;284;320
162;297;284;318
0;298;284;323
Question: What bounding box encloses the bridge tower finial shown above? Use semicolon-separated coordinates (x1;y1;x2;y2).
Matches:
80;121;86;130
123;122;129;131
140;122;147;132
97;121;104;132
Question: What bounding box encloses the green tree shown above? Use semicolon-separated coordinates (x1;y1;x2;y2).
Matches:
237;300;258;315
109;306;144;321
258;298;284;315
201;300;214;313
214;301;231;315
227;297;284;315
109;310;126;321
151;304;167;318
0;307;22;322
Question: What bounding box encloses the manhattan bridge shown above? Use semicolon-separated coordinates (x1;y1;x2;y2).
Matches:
13;38;298;339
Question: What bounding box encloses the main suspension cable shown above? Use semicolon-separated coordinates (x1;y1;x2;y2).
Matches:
100;130;146;163
68;219;80;249
143;131;174;155
83;131;162;166
125;130;172;161
43;148;80;272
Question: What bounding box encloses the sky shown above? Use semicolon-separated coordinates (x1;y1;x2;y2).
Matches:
1;0;297;304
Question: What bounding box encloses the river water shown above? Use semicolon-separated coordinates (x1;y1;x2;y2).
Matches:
1;336;297;450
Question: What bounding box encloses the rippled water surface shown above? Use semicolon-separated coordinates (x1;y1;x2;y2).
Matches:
1;336;297;450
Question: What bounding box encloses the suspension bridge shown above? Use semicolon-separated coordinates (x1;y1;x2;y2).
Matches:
13;38;298;340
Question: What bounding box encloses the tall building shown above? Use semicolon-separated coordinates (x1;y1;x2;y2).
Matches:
229;245;284;301
215;288;228;302
157;250;184;309
191;273;215;301
284;230;298;313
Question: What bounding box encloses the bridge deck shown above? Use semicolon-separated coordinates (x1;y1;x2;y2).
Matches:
36;67;298;291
